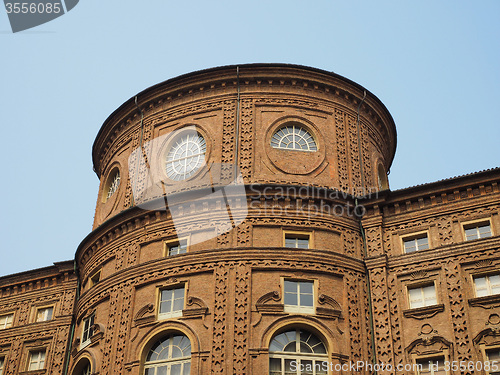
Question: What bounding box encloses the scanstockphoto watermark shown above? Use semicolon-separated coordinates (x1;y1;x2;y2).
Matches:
128;126;248;246
128;125;375;245
248;193;366;220
3;0;79;33
289;360;500;374
248;184;374;219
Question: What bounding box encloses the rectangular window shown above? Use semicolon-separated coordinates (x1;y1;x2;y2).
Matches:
0;356;4;375
89;271;101;288
36;306;54;322
403;233;429;253
27;349;46;371
416;356;446;375
81;314;95;347
408;284;437;309
486;347;500;375
284;233;310;249
167;239;188;256
0;314;13;329
158;287;185;319
474;274;500;297
464;221;492;241
284;280;314;314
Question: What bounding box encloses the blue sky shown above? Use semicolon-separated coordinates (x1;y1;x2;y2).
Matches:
0;1;499;277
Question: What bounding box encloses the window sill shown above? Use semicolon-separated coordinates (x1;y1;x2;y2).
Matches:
284;306;315;315
19;371;46;375
469;294;500;309
403;304;444;319
158;311;183;320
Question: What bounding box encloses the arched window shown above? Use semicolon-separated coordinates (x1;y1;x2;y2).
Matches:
271;124;317;152
269;328;328;375
377;163;389;190
71;358;91;375
144;334;191;375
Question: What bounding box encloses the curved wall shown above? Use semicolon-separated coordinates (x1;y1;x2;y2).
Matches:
72;64;397;375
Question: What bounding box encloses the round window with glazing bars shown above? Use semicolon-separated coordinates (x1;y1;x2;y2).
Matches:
165;133;207;181
271;124;317;152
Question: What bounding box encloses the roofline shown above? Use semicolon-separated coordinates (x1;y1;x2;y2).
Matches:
389;166;500;198
92;63;397;175
0;260;75;286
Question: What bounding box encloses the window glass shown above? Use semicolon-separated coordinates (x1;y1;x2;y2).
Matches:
474;274;500;297
28;350;46;371
159;287;185;319
269;329;327;375
144;334;191;375
409;285;437;309
36;307;53;322
0;314;13;329
271;124;317;152
464;222;492;241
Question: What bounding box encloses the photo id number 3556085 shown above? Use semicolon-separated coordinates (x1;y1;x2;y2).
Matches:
5;2;61;14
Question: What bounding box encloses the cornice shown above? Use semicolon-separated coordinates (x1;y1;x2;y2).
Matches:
386;235;500;270
76;248;365;310
363;172;500;220
92;64;397;176
76;185;362;269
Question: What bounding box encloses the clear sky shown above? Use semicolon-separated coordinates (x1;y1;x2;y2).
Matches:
0;1;499;277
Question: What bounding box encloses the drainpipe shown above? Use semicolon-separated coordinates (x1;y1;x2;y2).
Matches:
63;260;81;375
356;199;378;373
234;66;241;176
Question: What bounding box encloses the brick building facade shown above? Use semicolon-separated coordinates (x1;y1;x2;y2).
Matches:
0;64;499;375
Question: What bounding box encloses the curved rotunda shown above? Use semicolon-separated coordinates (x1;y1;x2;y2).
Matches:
71;64;397;375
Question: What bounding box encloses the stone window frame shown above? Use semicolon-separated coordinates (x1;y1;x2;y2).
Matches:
461;218;493;242
407;282;439;309
0;354;5;375
479;344;500;375
270;122;318;152
22;338;51;373
80;313;95;350
156;283;186;321
0;312;14;330
26;348;47;372
33;304;55;323
268;327;328;375
401;230;431;254
282;230;313;249
101;165;121;204
163;236;190;257
281;277;317;315
399;269;445;319
411;351;450;375
463;260;500;309
472;272;500;298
